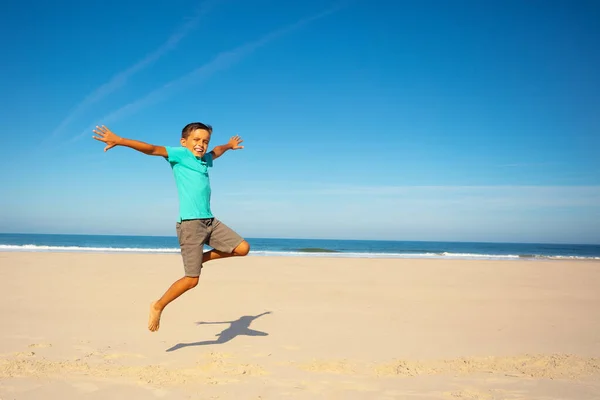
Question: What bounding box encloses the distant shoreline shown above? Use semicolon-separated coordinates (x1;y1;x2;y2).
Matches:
1;232;597;246
1;233;599;260
0;250;598;262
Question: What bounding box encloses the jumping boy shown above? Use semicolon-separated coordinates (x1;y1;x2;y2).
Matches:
92;123;250;332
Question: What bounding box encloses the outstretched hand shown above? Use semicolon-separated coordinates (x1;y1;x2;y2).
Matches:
93;125;121;152
228;135;244;150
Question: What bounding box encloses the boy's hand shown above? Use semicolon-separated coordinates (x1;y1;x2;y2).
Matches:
210;135;245;160
228;135;244;150
93;125;122;152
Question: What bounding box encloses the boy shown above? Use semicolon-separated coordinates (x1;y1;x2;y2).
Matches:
92;123;250;332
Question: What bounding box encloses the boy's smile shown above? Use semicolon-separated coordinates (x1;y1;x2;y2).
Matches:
193;144;205;155
181;128;211;157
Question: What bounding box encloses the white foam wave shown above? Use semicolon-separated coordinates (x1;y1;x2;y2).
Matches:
250;250;521;260
544;255;600;260
441;252;519;259
0;244;598;260
250;250;428;258
0;244;180;253
255;251;600;260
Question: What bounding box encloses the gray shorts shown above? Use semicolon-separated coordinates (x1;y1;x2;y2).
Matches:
175;218;244;277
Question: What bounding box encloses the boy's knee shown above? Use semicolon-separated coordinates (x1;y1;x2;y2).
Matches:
184;276;199;289
233;240;250;256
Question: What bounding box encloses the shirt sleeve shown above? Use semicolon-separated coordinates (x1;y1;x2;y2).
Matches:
165;146;188;164
203;152;214;168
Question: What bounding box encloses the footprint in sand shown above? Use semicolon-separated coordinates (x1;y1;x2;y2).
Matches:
13;351;35;357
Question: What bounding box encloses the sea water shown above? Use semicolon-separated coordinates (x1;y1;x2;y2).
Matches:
0;233;599;260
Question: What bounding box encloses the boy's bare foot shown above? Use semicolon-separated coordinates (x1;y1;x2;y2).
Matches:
148;301;162;332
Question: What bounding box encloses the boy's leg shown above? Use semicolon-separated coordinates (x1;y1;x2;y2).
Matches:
204;218;250;263
149;220;209;332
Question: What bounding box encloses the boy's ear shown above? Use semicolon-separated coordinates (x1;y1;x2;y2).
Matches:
180;138;186;146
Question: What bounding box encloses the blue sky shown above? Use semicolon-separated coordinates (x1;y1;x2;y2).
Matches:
1;0;599;244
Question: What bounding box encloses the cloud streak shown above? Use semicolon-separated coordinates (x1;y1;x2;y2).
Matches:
52;0;218;139
72;3;343;142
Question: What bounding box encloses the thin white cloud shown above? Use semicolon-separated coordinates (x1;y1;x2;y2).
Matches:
71;4;343;142
51;0;219;139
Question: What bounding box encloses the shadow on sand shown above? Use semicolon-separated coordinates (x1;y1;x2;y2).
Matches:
166;311;272;352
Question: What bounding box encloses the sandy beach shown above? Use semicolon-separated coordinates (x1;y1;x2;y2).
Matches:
0;252;599;399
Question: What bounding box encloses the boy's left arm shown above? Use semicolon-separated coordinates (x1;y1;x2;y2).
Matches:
209;135;244;160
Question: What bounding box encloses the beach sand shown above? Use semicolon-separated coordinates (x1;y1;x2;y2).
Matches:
1;252;599;399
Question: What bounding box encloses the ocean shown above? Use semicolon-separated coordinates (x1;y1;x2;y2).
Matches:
0;233;598;260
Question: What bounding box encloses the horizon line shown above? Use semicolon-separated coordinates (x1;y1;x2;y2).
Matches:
1;231;598;246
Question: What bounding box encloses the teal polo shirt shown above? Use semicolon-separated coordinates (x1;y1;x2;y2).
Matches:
165;146;214;221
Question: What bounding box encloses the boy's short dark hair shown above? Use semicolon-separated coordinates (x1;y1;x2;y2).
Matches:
182;122;212;139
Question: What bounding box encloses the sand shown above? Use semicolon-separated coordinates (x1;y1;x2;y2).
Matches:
0;252;599;399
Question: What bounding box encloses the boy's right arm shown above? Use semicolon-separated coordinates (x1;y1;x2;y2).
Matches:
92;125;167;157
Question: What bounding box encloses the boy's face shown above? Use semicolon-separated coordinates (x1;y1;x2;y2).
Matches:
181;128;211;157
